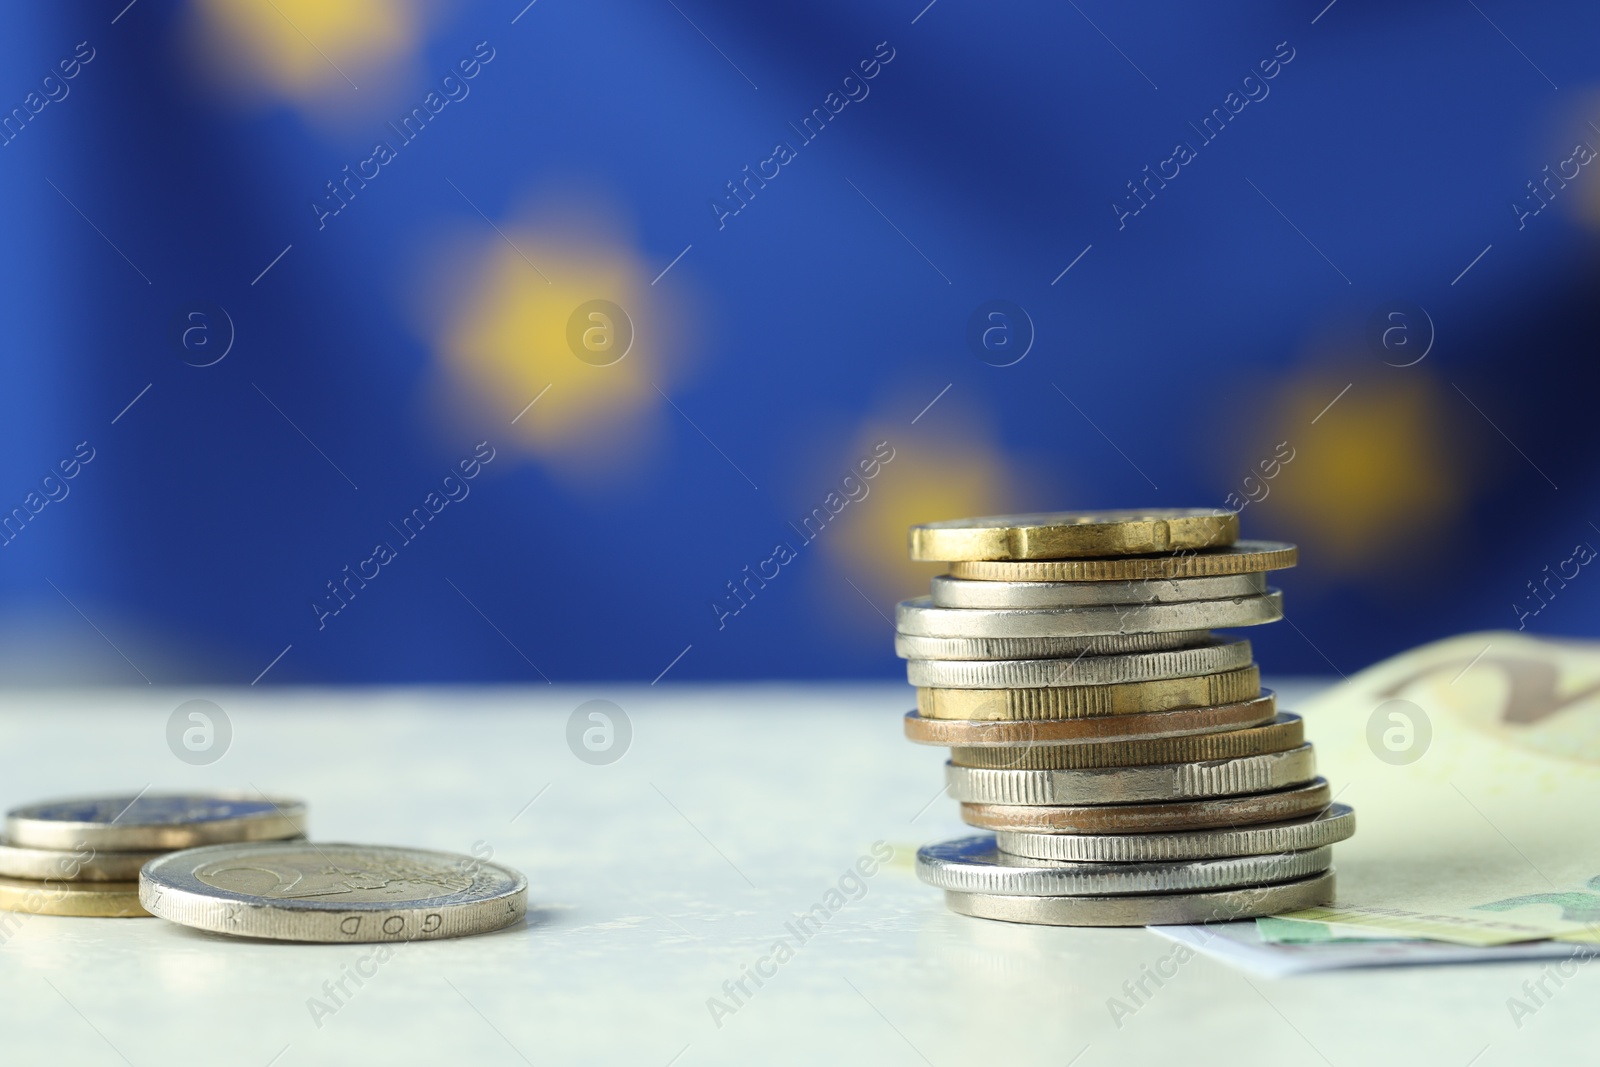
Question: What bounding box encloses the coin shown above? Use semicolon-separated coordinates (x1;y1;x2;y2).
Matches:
947;541;1298;582
0;838;170;882
949;713;1303;769
917;666;1260;720
140;841;527;942
6;794;307;851
895;630;1213;661
896;592;1283;638
947;744;1315;804
960;778;1332;833
916;835;1332;896
909;509;1238;562
903;693;1278;747
943;870;1335;927
906;639;1251;689
929;573;1267;609
993;805;1356;863
0;877;149;917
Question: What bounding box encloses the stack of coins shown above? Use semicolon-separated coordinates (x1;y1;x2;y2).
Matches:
899;509;1354;926
0;793;307;919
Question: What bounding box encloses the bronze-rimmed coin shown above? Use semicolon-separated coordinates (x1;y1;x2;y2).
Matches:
959;778;1332;834
949;713;1303;770
903;692;1278;747
945;744;1316;805
0;877;150;917
909;508;1238;562
929;572;1267;609
992;804;1356;863
905;638;1250;689
917;666;1260;721
896;592;1282;638
947;541;1297;582
942;870;1335;927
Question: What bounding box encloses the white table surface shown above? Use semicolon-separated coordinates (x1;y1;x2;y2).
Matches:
0;682;1584;1066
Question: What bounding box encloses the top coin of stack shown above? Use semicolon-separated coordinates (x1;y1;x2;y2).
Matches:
0;793;308;919
897;509;1353;926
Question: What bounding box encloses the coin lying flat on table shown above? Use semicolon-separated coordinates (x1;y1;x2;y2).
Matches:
916;835;1332;896
895;630;1213;662
909;509;1238;562
0;837;170;882
961;778;1333;834
6;794;307;851
947;541;1298;582
943;870;1335;927
917;666;1260;721
929;572;1268;609
949;713;1303;770
903;693;1279;747
140;842;527;942
896;592;1283;639
946;744;1316;805
905;638;1251;689
993;805;1356;863
0;877;149;917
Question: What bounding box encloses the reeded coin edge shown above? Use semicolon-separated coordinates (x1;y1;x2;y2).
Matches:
905;638;1251;689
944;744;1318;805
947;713;1303;769
895;590;1283;638
991;805;1355;862
947;541;1297;582
941;870;1336;927
902;692;1279;747
916;841;1333;896
895;629;1214;661
957;778;1334;834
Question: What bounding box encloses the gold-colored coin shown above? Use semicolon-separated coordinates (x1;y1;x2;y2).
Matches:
947;540;1297;582
903;693;1278;747
917;666;1259;720
959;779;1332;834
0;877;150;917
909;508;1238;562
950;713;1303;769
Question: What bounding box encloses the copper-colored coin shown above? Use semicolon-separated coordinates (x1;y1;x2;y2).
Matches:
947;541;1297;582
903;693;1278;747
950;713;1303;770
959;778;1332;834
917;666;1259;720
909;509;1238;562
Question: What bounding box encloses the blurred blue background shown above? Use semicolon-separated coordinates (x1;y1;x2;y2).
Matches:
1;0;1596;685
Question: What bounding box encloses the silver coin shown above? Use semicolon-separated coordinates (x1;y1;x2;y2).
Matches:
140;841;527;942
944;744;1316;804
917;835;1332;896
929;572;1268;609
993;804;1355;862
896;630;1212;661
6;794;308;851
896;591;1282;638
0;837;171;882
943;870;1336;927
906;638;1251;689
